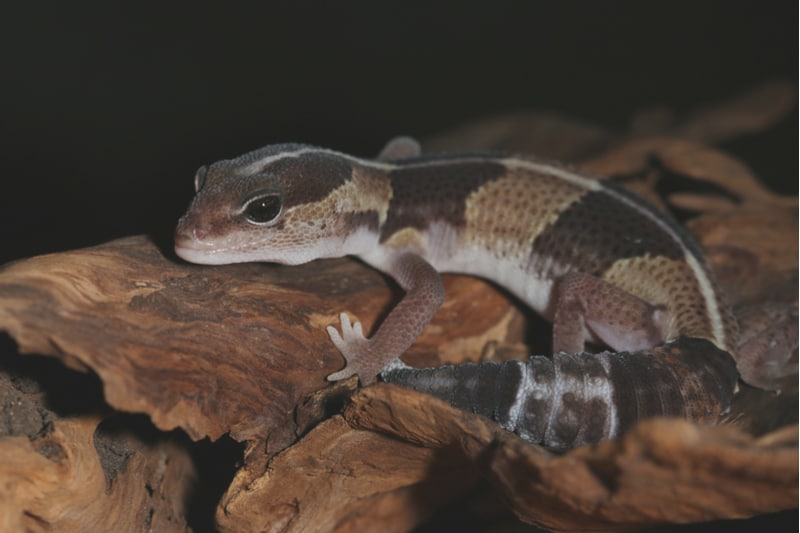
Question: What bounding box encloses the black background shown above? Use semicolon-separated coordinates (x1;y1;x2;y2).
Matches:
0;2;797;531
1;1;796;264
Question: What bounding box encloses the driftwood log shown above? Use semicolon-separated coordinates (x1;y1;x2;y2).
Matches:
0;82;797;532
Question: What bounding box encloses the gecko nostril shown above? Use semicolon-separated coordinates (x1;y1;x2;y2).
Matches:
192;227;208;241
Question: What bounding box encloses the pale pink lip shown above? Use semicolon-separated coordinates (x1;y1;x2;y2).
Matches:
174;225;216;262
174;240;220;263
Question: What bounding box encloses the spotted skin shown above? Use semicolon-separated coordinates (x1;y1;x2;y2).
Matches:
174;138;740;449
382;161;506;239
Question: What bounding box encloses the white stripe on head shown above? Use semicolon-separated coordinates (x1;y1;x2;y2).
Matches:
236;146;395;176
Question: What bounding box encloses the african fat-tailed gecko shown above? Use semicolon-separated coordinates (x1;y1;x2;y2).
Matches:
174;137;779;449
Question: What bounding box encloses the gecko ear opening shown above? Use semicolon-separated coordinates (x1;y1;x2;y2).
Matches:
243;193;283;225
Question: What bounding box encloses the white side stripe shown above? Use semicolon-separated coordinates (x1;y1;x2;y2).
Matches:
683;251;726;347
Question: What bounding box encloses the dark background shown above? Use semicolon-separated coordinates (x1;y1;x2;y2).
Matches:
0;1;796;265
0;2;796;531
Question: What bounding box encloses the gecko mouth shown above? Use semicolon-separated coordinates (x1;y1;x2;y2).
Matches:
174;239;224;264
173;240;255;265
174;226;274;265
173;226;234;264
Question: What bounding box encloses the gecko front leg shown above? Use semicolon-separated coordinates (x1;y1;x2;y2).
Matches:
326;252;445;385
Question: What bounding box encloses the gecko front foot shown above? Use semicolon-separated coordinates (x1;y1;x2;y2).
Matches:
326;313;390;385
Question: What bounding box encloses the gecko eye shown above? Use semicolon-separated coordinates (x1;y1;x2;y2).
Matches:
243;193;283;225
194;166;208;192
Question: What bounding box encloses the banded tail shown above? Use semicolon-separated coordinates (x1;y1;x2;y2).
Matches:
381;337;738;450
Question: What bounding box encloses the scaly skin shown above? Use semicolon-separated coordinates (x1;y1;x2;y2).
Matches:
175;137;748;448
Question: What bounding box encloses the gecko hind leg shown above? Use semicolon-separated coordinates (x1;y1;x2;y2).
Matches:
552;272;669;355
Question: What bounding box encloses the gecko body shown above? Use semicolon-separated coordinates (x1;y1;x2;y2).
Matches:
175;137;740;449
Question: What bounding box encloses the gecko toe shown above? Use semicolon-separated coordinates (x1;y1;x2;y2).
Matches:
326;325;345;348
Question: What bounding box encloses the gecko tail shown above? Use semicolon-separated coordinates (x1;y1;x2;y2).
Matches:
380;337;738;450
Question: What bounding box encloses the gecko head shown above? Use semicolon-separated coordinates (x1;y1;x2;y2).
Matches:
174;144;385;266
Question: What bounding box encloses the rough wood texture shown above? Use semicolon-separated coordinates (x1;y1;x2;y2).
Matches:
0;361;195;532
0;416;195;533
218;415;480;533
0;82;796;532
344;385;797;532
0;240;518;445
